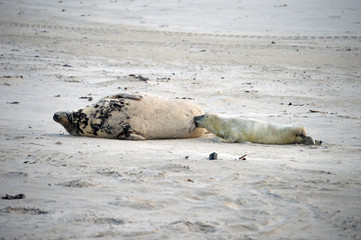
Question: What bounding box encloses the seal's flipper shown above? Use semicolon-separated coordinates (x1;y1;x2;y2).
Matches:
126;133;146;141
117;128;146;140
111;93;143;101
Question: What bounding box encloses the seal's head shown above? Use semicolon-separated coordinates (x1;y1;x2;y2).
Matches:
53;111;82;136
194;114;219;128
193;115;204;128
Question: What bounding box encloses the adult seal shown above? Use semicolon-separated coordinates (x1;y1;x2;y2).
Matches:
53;93;205;140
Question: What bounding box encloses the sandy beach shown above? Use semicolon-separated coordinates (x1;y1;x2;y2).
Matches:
1;0;360;239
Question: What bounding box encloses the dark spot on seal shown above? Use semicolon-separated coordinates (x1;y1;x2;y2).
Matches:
116;124;133;138
90;123;101;136
109;100;125;111
84;99;134;137
72;110;89;134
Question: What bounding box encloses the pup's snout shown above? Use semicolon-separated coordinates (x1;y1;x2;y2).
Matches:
194;115;205;127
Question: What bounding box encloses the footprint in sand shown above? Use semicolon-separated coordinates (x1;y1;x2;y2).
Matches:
56;179;99;188
109;196;164;210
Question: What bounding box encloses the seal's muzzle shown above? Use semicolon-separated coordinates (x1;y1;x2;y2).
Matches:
194;115;205;127
53;112;62;122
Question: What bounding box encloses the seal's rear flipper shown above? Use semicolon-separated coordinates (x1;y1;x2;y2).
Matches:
111;93;143;101
302;136;315;145
117;129;146;140
297;135;322;145
126;134;146;141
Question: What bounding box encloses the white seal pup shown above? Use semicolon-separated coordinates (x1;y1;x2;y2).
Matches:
194;113;317;145
53;93;205;140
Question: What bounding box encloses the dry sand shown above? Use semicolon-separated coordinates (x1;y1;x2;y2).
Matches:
1;0;360;239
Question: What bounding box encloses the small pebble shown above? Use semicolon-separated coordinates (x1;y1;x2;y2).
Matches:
2;194;26;200
209;152;218;160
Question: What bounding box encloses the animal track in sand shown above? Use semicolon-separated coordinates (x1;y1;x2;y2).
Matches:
169;220;218;233
56;179;100;188
3;171;28;178
1;22;361;40
1;22;360;52
109;197;162;210
1;207;49;215
71;214;124;225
